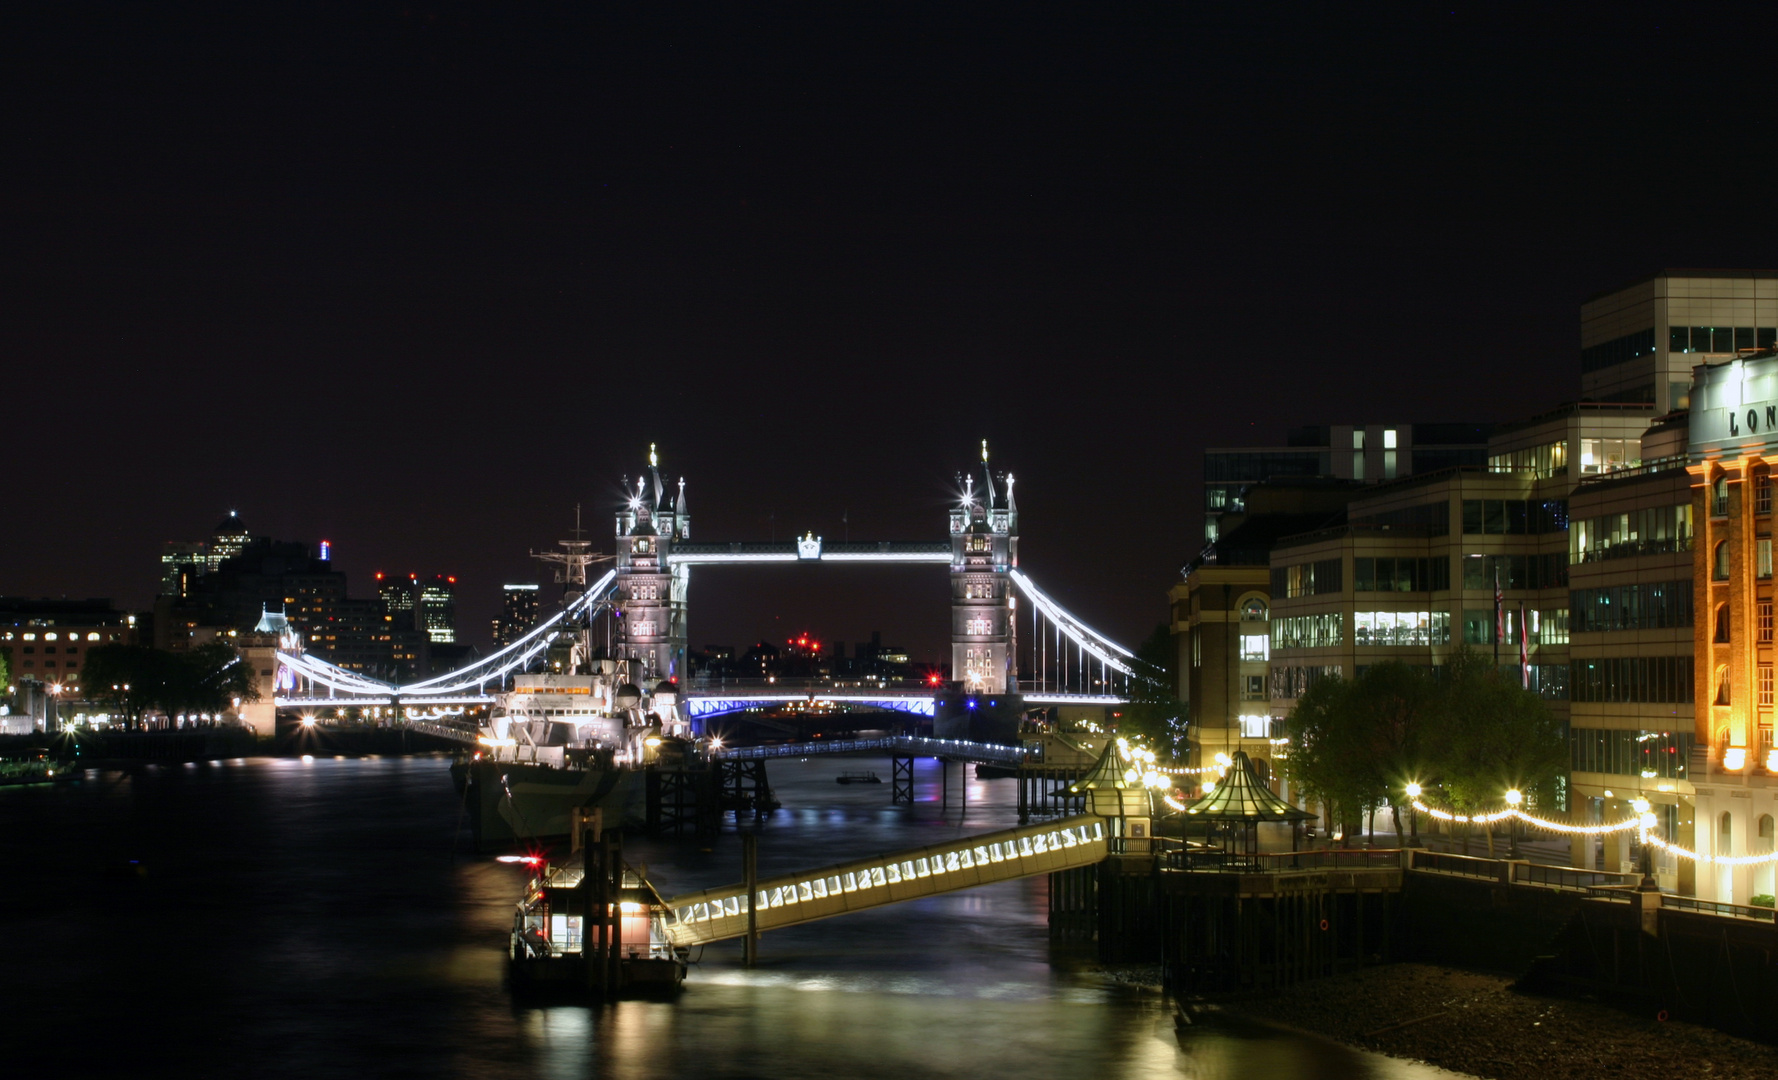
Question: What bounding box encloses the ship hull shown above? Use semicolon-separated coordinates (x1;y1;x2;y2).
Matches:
453;757;634;850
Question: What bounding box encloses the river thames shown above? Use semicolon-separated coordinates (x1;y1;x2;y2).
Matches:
0;753;1472;1079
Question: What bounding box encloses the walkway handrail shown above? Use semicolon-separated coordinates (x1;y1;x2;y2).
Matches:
1664;895;1778;923
663;814;1107;947
1165;848;1406;872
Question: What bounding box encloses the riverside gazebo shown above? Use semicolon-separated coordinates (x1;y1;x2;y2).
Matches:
1177;750;1313;858
1067;738;1153;854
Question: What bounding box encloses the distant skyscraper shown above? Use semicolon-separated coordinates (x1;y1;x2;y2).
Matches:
159;510;254;596
376;572;416;630
417;575;457;644
493;584;540;647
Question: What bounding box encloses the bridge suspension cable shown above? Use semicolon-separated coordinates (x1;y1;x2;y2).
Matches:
277;570;619;700
1009;569;1165;701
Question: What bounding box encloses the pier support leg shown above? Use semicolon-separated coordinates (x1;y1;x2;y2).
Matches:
891;755;914;805
743;833;759;969
606;829;623;993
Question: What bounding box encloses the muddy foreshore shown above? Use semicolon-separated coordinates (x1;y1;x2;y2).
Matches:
1219;963;1772;1080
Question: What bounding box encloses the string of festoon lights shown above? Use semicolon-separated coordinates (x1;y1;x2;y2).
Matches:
1406;784;1778;866
1156;749;1239;812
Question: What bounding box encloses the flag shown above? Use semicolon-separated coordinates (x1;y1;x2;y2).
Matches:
1519;600;1529;690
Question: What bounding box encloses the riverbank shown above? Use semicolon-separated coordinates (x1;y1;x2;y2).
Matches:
1227;963;1772;1080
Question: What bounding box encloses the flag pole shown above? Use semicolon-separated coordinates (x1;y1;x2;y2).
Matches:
1493;565;1502;667
1520;599;1529;690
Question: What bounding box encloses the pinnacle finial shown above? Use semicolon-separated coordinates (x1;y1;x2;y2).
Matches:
981;439;989;464
649;443;658;468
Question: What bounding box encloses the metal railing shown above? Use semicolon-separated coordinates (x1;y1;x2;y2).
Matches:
1511;862;1641;892
713;735;1023;765
1163;847;1406;873
1664;896;1778;923
1406;849;1508;880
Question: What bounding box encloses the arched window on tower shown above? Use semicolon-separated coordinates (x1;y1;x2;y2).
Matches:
1716;603;1732;643
1757;465;1773;516
1715;540;1731;580
1714;475;1730;517
1716;665;1732;706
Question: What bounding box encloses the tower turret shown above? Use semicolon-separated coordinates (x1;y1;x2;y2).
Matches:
950;443;1018;694
613;447;687;682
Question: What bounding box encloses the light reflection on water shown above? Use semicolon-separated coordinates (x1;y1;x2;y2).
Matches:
0;753;1470;1079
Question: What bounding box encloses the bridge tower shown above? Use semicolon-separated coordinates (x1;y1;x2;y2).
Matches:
950;442;1018;694
613;446;689;682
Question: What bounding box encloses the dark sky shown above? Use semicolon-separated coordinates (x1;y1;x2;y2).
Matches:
7;3;1778;661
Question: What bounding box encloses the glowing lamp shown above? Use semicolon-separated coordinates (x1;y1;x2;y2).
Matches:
1631;797;1651;814
300;715;316;727
1767;749;1778;773
1724;747;1747;771
1202;780;1216;793
1404;782;1422;799
1504;789;1522;807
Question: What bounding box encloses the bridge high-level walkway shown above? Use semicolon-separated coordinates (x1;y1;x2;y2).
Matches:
713;735;1023;765
661;814;1107;948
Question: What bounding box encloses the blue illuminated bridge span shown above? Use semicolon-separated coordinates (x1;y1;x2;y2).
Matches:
271;449;1167;728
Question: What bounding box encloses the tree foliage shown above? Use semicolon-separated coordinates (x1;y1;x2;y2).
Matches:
1281;647;1566;842
81;643;258;728
1113;623;1188;758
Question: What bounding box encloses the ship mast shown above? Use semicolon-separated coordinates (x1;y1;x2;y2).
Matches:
532;504;602;599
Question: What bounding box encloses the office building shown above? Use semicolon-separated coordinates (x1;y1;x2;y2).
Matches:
0;598;136;704
1581;269;1778;413
159;510;256;597
417;575;457;644
1171;481;1368;786
1680;352;1778;904
493;584;541;648
1204;423;1491;541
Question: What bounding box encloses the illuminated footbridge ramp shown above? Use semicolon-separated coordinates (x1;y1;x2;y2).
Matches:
661;814;1107;947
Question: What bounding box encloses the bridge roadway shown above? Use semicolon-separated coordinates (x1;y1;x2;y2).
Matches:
660;814;1107;948
713;735;1024;765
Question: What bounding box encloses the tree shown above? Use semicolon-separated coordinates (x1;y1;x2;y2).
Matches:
80;642;258;728
81;644;162;728
1424;647;1567;854
1282;649;1566;851
1113;623;1188;758
1343;661;1438;842
164;642;258;717
1280;671;1376;842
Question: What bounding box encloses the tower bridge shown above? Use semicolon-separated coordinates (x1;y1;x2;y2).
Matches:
272;445;1165;740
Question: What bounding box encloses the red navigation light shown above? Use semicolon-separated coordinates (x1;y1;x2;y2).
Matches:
811;642;821;652
447;576;456;584
928;674;941;685
375;571;384;580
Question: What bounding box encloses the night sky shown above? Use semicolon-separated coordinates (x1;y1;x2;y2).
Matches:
7;3;1778;661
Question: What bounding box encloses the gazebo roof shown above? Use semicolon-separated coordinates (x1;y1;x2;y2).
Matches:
1179;750;1313;822
1068;738;1132;794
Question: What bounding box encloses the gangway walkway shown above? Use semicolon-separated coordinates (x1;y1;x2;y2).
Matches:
662;814;1107;947
713;735;1023;766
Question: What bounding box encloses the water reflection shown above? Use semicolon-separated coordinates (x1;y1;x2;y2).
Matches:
0;753;1470;1079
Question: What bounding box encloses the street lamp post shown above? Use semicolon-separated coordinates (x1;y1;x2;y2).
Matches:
1403;782;1423;847
1504;789;1523;858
